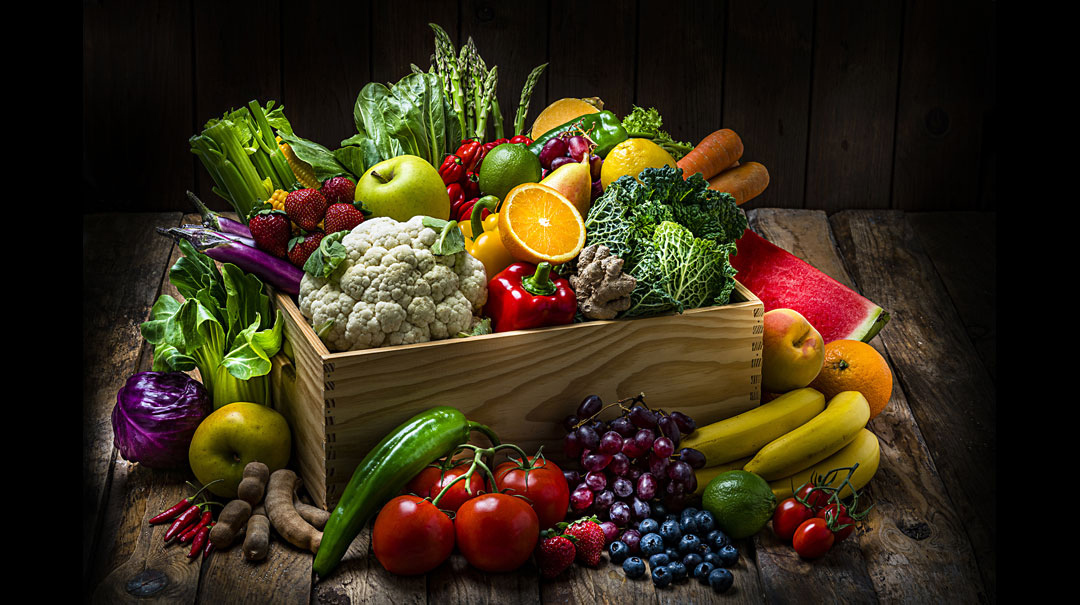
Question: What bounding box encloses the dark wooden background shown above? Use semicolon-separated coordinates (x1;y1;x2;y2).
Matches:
82;0;996;215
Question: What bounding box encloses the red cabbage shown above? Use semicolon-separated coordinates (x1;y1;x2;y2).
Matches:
111;372;212;468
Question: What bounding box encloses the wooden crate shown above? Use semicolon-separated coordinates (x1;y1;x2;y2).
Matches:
270;282;764;510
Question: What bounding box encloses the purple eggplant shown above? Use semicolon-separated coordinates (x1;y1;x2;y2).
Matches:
186;190;254;239
157;226;302;296
179;224;256;248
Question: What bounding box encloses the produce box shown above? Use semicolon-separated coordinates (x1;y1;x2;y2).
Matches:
269;281;764;510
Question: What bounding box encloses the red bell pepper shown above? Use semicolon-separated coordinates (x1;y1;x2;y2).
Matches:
440;155;465;185
484;262;576;333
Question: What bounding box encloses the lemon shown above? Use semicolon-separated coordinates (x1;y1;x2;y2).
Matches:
599;138;677;190
478;143;543;201
701;470;777;539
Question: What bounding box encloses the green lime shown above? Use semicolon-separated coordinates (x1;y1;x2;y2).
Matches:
478;143;543;200
701;470;777;539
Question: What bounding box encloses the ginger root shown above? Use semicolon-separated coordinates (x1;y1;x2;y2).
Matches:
569;244;637;320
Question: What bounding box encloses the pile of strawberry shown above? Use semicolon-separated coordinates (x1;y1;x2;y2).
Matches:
535;516;607;579
442;136;533;223
248;176;365;269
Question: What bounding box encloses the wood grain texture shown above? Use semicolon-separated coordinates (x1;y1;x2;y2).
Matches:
747;208;986;602
274;286;762;508
829;210;994;599
891;0;993;211
805;0;902;210
314;521;426;604
370;0;458;86
722;0;814;210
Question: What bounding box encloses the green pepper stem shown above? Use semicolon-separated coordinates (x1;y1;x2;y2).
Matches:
469;195;501;241
521;262;557;296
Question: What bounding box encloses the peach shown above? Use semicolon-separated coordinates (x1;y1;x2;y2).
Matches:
761;309;825;393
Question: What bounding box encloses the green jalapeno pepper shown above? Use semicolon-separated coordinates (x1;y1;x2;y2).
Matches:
527;110;629;158
312;406;499;577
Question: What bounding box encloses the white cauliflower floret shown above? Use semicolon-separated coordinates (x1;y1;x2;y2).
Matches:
297;216;488;351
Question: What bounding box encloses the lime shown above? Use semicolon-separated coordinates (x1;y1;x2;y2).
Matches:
701;470;777;539
478;143;543;201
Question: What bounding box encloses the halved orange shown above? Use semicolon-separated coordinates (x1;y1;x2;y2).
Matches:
498;183;586;266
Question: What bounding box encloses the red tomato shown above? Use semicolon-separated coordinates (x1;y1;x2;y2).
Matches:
455;493;540;572
795;482;831;511
372;495;455;575
772;497;816;543
403;465;443;496
817;502;857;542
429;464;487;512
792;517;835;559
493;456;570;530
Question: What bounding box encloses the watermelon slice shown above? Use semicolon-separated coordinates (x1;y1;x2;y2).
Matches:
731;228;889;343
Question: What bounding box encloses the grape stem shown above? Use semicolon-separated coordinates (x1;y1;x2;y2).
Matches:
571;393;647;430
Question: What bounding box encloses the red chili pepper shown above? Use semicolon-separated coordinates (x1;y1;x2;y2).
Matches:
440;155;465;185
189;523;212;558
509;135;533;145
164;504;202;542
456;139;483;171
203;527;215;559
455;198;477;223
148;480;220;524
483;262;577;333
447;182;465;208
180;509;214;544
462;171;480;199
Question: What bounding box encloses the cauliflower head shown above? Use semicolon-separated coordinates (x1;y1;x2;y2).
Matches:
298;216;488;351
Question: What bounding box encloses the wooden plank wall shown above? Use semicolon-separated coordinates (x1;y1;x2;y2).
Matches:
82;0;996;214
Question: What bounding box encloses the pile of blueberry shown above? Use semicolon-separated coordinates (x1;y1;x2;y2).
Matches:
607;505;737;593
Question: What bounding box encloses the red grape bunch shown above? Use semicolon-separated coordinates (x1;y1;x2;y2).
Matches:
538;134;605;202
559;394;707;545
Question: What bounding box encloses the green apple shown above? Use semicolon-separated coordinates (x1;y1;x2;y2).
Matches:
355;155;450;222
188;401;292;498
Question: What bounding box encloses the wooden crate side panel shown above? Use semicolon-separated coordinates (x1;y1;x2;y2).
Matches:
272;292;331;509
321;302;762;505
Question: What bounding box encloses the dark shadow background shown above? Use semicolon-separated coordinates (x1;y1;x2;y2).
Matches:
82;0;996;215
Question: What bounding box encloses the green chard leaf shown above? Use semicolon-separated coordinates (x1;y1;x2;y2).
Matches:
303;231;350;278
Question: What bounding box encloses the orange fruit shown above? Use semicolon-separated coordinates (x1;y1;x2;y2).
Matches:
809;340;893;420
497;183;586;266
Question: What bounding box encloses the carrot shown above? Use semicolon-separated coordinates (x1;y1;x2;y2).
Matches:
707;162;770;205
677;129;744;181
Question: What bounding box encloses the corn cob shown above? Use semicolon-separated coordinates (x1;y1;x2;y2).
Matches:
276;136;320;190
268;189;289;212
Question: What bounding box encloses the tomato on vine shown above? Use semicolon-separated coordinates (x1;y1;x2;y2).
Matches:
792;517;835;559
372;495;455;575
455;492;540;572
493;453;570;530
817;502;858;542
772;497;816;543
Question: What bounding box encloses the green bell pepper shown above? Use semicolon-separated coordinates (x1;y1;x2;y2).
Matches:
312;406;499;577
527;110;629;158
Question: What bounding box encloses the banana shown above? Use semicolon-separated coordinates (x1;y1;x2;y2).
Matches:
769;428;880;500
744;391;870;481
680;388;826;466
692;457;753;497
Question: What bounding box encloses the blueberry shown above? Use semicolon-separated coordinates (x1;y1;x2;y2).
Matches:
708;568;734;593
659;519;682;544
680;506;700;520
648;553;670;569
679;514;699;535
668;561;688;582
678;533;702;554
639;533;665;557
694;561;716;583
682;553;703;569
665;547;680;561
638;518;660;535
717;544;739;567
652;565;672;588
705;530;721;544
703;552;722;567
651;503;668;519
695;511;717;534
608;540;630;564
710;530;731;550
664;513;679;522
622;556;646;579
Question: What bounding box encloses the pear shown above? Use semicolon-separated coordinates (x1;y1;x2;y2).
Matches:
540;153;593;218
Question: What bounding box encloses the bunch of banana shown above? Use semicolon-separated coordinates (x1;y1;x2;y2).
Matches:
683;388;880;499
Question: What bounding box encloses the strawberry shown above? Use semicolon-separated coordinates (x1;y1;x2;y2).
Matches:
323;202;365;234
320;176;356;204
562;516;605;567
284;189;329;231
288;231;326;268
247;209;291;259
536;531;578;579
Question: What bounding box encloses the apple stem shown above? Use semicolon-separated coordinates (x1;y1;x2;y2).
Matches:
370;170;389;184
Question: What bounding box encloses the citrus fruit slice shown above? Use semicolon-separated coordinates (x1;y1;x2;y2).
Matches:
600;138;677;190
498;183;586;266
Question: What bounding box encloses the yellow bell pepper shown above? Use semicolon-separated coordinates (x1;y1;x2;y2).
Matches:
460;196;515;280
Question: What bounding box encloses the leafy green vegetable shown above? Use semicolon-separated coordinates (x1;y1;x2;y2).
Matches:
621;106;695;161
141;239;284;409
575;165;747;318
422;217;466;256
302;231;350;278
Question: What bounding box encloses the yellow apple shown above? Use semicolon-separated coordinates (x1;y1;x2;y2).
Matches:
188;402;292;498
761;309;825;393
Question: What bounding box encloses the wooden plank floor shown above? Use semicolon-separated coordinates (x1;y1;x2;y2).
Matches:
83;209;996;604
